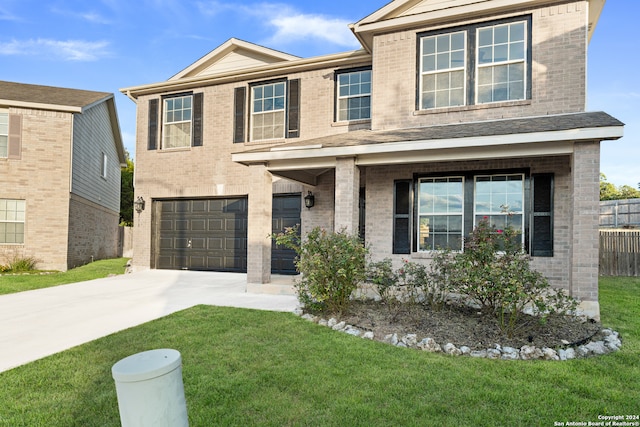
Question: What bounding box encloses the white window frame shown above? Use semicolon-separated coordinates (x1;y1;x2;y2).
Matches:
336;69;372;122
475;21;528;104
251;81;286;142
417;176;465;252
0;199;25;244
162;95;193;149
419;31;467;110
473;173;525;246
0;112;8;158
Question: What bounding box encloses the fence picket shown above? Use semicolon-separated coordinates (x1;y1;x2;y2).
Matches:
599;230;640;276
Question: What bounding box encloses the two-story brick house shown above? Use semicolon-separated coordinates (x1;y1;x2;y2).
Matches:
122;0;623;319
0;81;126;271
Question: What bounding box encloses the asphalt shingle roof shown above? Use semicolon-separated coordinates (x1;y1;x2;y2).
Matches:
0;80;111;109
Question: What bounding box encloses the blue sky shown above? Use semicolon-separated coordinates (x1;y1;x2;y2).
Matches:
1;0;636;187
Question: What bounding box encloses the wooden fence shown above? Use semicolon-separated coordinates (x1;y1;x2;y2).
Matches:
599;230;640;276
600;198;640;228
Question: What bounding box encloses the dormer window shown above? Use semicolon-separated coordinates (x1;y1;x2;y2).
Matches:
419;16;530;110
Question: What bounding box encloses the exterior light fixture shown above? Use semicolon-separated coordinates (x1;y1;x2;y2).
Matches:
134;196;146;214
304;191;315;209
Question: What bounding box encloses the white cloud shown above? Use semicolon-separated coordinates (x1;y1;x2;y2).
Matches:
197;2;360;49
0;39;111;61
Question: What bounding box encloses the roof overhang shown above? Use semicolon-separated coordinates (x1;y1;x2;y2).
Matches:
232;114;623;186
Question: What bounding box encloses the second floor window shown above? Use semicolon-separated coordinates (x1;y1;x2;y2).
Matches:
163;95;192;149
419;16;530;110
336;69;371;121
0;113;7;158
251;81;286;141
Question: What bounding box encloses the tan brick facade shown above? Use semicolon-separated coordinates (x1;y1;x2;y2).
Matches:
124;0;621;319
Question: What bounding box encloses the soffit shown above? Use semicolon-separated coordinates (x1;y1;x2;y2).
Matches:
169;38;300;81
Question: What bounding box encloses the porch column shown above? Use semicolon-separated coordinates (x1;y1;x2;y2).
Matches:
570;141;601;319
247;164;272;284
334;157;360;234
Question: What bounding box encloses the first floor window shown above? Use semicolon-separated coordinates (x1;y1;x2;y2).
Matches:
0;199;25;244
393;170;552;256
418;177;464;251
337;69;372;121
0;112;7;158
251;81;286;141
163;95;192;149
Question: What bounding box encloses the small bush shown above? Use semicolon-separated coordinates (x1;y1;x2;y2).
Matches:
4;256;39;273
273;226;368;314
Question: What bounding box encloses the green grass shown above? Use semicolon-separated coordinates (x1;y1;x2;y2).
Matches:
0;276;638;426
0;258;130;295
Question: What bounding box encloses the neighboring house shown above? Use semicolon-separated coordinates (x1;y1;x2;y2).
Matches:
0;81;126;271
121;0;623;319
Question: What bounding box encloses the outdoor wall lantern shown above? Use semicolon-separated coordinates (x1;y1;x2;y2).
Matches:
134;196;146;214
304;191;315;209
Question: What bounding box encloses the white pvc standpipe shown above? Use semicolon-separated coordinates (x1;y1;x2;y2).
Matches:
112;349;188;427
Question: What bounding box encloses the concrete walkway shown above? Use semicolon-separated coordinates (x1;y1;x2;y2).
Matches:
0;270;299;373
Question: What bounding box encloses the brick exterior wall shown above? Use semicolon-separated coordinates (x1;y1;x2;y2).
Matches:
0;107;72;271
67;193;121;269
371;1;587;131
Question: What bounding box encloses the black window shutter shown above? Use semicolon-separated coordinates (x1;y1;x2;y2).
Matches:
233;87;246;143
393;180;411;254
192;93;203;147
148;99;159;150
287;79;300;138
531;173;554;257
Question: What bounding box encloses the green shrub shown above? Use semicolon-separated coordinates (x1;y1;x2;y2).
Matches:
5;256;39;273
434;218;577;336
274;226;367;314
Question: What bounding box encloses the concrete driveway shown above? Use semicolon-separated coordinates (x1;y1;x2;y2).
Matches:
0;270;299;373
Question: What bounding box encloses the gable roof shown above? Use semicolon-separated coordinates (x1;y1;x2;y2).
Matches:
0;80;112;113
169;38;300;81
351;0;606;52
0;80;126;165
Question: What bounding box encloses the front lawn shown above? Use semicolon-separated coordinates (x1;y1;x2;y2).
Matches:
0;276;637;426
0;258;129;295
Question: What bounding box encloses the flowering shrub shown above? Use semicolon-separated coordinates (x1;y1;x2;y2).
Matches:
436;218;577;336
273;226;367;314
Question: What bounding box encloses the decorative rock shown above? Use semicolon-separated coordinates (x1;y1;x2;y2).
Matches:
301;314;316;322
344;326;362;337
363;331;374;340
520;345;544;360
542;347;559;360
384;333;399;346
470;350;487;358
318;318;328;327
402;334;418;347
443;343;462;356
418;338;442;352
486;349;501;359
577;345;590;357
564;348;576;360
501;347;519;360
397;342;407;348
327;318;338;328
561;339;570;345
293;307;304;316
332;321;346;331
459;346;471;355
585;341;607;355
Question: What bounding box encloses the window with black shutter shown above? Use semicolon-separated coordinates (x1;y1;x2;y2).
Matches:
287;79;300;138
192;92;203;147
531;173;554;257
8;114;22;160
393;180;411;254
233;87;246;143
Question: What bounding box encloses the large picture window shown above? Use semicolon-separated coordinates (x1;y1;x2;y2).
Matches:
418;16;530;110
0;199;25;244
251;81;286;141
163;95;192;149
396;171;551;256
0;113;7;158
336;69;372;121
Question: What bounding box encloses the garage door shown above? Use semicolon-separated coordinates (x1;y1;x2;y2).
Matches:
271;194;301;274
155;198;247;272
